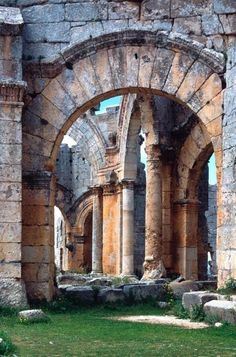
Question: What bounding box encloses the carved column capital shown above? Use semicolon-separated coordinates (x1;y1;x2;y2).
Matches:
90;185;103;196
0;80;27;103
121;179;135;190
102;183;121;196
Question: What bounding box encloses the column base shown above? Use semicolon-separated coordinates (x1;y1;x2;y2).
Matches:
142;259;166;281
0;278;28;308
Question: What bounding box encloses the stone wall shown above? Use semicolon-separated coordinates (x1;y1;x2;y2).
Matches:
10;0;235;63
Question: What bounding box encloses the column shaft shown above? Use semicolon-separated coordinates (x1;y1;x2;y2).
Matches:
92;187;103;273
143;145;165;278
122;180;134;275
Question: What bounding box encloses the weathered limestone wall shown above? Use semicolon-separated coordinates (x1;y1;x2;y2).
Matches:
218;34;236;285
14;0;236;63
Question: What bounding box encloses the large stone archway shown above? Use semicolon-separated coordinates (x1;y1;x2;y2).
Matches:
22;31;224;300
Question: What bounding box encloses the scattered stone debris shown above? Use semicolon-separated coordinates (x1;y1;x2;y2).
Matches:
18;309;49;323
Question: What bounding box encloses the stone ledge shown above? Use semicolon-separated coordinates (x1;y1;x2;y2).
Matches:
0;6;23;35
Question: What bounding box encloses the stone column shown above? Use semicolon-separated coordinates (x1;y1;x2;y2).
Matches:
122;179;134;276
143;144;166;279
92;186;103;273
173;199;199;280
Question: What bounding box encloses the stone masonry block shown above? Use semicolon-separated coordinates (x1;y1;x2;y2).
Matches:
0;242;21;262
0;164;21;182
0;201;21;222
0;222;21;243
0;278;28;308
22;245;53;264
214;0;236;14
171;0;212;17
108;1;139;20
141;0;170;20
202;15;224;35
23;22;70;43
22;4;64;23
204;300;236;324
23;43;61;61
65;3;107;22
0;182;21;201
219;14;236;34
173;16;201;35
22;225;53;246
123;284;166;302
0;262;21;279
0;121;21;144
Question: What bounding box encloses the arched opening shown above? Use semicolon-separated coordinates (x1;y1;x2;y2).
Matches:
83;211;93;273
21;32;224;300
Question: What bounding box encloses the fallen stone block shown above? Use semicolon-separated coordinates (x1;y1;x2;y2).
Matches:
57;274;87;286
64;286;95;305
123;284;166;302
97;288;125;304
182;291;219;310
169;280;200;298
204;300;236;324
87;278;113;287
19;309;48;323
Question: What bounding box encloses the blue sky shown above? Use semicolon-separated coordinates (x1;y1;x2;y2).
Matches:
96;96;122;114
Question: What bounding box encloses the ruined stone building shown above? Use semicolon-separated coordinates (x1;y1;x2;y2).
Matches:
0;0;236;303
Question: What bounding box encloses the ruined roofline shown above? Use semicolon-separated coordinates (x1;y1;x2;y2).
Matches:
23;30;225;79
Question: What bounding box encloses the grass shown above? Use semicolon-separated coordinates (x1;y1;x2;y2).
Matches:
1;303;236;357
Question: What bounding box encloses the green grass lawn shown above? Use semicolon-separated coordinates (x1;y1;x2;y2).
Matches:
1;304;236;357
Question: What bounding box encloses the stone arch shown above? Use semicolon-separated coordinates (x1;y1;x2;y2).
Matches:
175;122;213;202
22;30;224;299
23;31;224;175
72;192;93;234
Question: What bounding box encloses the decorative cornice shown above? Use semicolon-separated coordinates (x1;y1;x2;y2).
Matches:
0;80;27;103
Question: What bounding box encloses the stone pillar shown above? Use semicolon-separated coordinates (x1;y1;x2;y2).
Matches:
173;200;199;280
92;186;103;273
122;179;134;276
22;171;56;301
0;7;27;306
143;144;166;279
